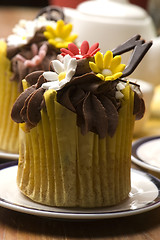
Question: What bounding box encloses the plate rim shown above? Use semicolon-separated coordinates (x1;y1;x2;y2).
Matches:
0;150;19;160
0;164;160;220
132;135;160;173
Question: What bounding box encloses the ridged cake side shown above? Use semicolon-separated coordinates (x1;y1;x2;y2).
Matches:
0;41;19;153
17;83;135;207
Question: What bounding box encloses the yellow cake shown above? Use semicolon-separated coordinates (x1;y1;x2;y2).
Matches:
11;35;152;207
0;7;77;154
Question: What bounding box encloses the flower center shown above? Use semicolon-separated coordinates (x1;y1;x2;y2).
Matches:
58;72;66;81
55;37;64;43
102;69;112;77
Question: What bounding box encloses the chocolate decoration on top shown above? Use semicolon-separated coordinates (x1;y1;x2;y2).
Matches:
35;6;65;22
11;35;152;138
112;34;152;77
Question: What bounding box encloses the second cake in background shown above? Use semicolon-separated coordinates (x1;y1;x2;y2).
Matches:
0;6;77;154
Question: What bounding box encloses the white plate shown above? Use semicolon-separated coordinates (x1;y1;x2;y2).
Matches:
132;136;160;173
0;164;159;220
0;150;19;160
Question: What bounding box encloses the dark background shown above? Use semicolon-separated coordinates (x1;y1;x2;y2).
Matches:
0;0;49;7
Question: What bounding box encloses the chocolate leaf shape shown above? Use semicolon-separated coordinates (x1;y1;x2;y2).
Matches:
98;95;119;137
11;85;36;123
26;70;44;86
77;92;108;138
133;92;145;120
26;88;45;126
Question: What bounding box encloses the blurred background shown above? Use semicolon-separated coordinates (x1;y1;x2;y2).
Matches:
0;0;159;35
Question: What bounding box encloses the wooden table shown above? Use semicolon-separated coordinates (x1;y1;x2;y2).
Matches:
0;6;160;240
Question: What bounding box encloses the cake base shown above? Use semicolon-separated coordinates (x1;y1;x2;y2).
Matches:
17;84;135;207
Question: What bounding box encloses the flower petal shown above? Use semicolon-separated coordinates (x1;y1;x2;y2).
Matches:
103;51;113;69
67;58;77;72
89;61;100;73
95;52;103;69
56;42;69;49
112;72;123;79
80;41;89;55
46;25;56;36
48;39;57;47
52;60;64;74
42;81;60;90
96;73;104;80
89;47;100;57
63;54;72;70
87;42;99;55
59;78;68;88
55;20;64;37
44;31;54;40
62;23;72;38
43;71;58;81
60;48;74;57
66;34;78;43
68;43;79;55
110;56;122;71
114;64;126;73
66;68;76;80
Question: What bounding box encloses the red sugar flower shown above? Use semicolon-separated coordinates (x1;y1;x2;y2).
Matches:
60;41;100;59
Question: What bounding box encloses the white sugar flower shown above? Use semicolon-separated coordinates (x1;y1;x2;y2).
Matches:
42;54;77;91
115;82;126;99
7;16;57;47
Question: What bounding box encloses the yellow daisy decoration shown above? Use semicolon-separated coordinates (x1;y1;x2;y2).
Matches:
89;51;125;81
44;20;78;49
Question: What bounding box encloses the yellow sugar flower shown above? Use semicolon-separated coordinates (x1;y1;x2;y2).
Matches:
44;20;78;49
89;51;125;81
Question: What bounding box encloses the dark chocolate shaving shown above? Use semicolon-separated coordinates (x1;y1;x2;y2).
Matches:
11;85;36;123
133;92;145;120
112;35;142;55
25;71;44;86
77;92;108;138
57;73;121;138
22;88;45;126
35;6;65;21
112;34;152;78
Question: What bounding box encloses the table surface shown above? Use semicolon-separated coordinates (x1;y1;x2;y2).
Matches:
0;6;160;240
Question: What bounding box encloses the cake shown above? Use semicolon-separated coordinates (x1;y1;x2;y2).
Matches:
11;35;152;207
0;6;77;154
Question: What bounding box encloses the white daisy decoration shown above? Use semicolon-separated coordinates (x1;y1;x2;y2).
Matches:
7;16;57;47
42;54;77;91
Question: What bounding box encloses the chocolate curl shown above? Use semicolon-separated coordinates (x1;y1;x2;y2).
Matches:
112;34;152;77
35;6;65;21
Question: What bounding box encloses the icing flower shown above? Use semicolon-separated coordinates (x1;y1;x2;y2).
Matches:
15;43;48;67
60;41;100;59
115;82;126;99
7;16;57;47
89;51;125;81
42;54;77;90
44;20;78;49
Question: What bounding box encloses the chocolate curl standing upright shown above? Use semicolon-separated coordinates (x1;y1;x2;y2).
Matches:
112;34;153;78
